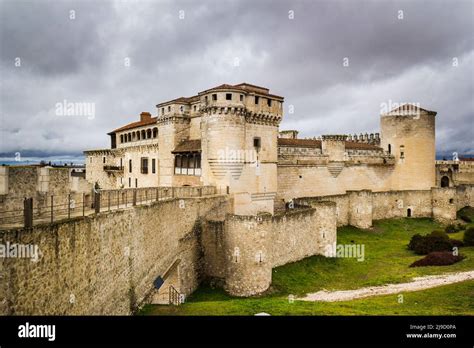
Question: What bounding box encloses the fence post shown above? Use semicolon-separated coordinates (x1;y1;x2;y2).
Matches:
94;192;101;214
24;197;33;228
50;195;54;223
133;189;137;206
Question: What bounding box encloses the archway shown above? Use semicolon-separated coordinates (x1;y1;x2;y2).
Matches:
441;176;450;188
407;208;412;217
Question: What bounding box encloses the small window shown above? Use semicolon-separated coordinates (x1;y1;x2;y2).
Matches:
168;106;171;112
193;105;197;111
255;96;259;104
400;145;405;159
152;159;156;174
129;177;131;187
212;94;217;101
254;137;261;149
120;135;124;143
388;144;391;154
129;159;132;173
161;107;164;115
240;94;243;102
89;157;92;163
180;105;184;112
226;93;232;100
135;178;138;188
205;96;208;103
267;99;272;107
141;157;148;174
103;157;106;164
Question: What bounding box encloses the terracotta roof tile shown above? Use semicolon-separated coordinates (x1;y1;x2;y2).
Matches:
278;138;322;148
109;117;157;134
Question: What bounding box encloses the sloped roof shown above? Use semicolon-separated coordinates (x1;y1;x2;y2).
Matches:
278;138;322;148
172;139;202;153
278;138;382;151
108;117;157;134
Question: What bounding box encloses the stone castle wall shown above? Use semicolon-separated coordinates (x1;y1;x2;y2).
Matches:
0;195;229;315
201;201;337;297
0;166;91;217
296;186;473;228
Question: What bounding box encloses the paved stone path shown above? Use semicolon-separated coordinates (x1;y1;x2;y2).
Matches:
299;270;474;302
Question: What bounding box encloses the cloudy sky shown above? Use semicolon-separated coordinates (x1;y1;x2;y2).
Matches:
0;0;473;160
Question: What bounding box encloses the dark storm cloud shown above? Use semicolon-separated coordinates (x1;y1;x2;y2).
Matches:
0;0;473;158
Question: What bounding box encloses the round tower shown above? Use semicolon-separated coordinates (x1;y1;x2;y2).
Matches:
380;104;436;190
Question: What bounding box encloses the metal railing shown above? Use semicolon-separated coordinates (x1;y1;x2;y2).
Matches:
169;285;181;306
0;185;219;230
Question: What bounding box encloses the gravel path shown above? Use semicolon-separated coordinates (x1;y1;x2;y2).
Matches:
299;270;474;302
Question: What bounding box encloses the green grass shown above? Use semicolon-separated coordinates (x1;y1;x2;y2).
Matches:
139;280;474;315
139;215;474;316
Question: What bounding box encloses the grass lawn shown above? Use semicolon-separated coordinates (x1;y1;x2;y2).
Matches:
139;211;474;316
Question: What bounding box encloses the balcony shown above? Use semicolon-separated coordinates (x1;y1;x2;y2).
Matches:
103;165;124;172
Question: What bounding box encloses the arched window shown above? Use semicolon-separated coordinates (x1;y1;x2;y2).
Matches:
141;130;146;139
407;208;412;217
137;131;140;140
153;127;158;138
388;144;391;154
147;129;152;139
441;176;450;188
128;133;131;142
120;134;124;143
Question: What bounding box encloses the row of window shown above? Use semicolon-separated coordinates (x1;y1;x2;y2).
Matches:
159;94;280;116
126;158;156;174
120;128;158;144
174;153;202;176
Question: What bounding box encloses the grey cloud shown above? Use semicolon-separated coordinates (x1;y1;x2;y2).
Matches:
0;0;472;157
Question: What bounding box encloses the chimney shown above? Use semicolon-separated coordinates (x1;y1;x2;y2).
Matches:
140;112;151;122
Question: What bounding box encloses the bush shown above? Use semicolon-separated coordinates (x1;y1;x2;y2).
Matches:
408;233;453;255
410;251;465;267
444;224;457;234
408;231;462;255
464;227;474;246
456;223;466;231
461;215;472;223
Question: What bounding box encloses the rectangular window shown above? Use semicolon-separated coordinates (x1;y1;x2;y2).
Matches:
400;145;405;159
267;98;272;107
135;178;138;188
205;96;208;103
161;107;164;114
103;156;106;164
129;177;131;187
129;159;132;173
254;137;261;149
240;94;243;102
152;158;156;174
193;105;197;111
168;106;171;112
226;93;232;100
212;94;217;101
255;96;259;104
141;157;148;174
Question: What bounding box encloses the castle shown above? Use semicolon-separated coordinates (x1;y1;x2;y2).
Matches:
85;83;438;215
1;83;473;314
